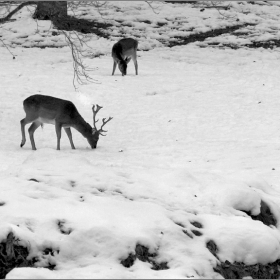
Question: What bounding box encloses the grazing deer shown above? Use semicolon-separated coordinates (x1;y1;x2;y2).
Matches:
20;94;113;150
112;38;138;76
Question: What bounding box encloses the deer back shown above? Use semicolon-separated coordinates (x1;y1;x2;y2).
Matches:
23;95;89;129
112;38;138;62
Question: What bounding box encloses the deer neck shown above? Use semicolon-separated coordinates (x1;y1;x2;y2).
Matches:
73;117;92;138
114;46;126;64
116;55;125;64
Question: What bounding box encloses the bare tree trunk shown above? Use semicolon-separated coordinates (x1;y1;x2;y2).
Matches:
33;1;67;20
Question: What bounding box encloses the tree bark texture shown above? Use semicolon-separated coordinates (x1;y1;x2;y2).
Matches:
33;1;67;20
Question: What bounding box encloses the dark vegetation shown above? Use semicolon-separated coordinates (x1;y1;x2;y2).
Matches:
243;200;277;227
52;15;280;51
166;23;256;47
175;220;204;239
0;232;35;278
166;22;280;50
52;16;112;38
190;221;203;228
121;244;169;271
207;239;280;279
245;39;280;50
57;219;72;235
0;231;60;278
1;2;278;55
216;259;280;279
208;39;280;50
191;230;203;236
206;201;279;279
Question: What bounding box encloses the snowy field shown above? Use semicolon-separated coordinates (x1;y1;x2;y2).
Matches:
1;1;280;279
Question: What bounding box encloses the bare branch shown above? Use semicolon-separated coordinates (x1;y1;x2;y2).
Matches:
0;37;15;58
0;1;103;89
25;5;41;34
61;30;99;90
0;1;36;23
145;1;160;14
201;1;236;20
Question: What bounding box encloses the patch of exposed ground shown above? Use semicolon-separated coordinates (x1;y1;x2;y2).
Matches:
207;239;280;279
121;244;169;270
0;232;34;278
243;200;277;227
165;23;256;47
0;232;56;279
52;16;112;38
205;201;279;279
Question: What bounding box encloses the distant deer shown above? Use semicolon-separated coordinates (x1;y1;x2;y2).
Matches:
20;94;113;150
112;38;138;76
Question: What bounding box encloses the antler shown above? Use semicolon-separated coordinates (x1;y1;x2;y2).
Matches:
92;104;103;131
92;104;113;135
98;117;113;136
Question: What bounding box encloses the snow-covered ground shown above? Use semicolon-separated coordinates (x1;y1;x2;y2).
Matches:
1;1;280;278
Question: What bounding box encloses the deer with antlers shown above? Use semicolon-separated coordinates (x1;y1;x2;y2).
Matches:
20;94;113;150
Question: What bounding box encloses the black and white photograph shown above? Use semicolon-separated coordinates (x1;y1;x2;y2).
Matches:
1;1;280;278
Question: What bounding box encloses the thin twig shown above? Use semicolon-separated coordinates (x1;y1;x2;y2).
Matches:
203;1;237;20
0;37;15;58
61;30;100;90
0;1;102;89
145;1;160;14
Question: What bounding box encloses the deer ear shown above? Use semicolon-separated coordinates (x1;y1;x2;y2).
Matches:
92;128;97;135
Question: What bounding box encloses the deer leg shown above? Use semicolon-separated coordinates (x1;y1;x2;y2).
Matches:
21;116;35;148
28;121;41;151
132;55;138;75
64;127;75;149
112;61;117;76
55;121;62;150
20;118;27;148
